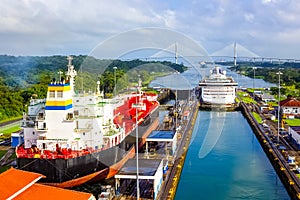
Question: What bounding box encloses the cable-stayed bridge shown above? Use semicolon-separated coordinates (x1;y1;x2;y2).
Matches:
210;42;300;63
134;42;300;65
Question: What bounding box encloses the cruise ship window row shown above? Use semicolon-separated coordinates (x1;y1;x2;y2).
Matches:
203;92;235;95
203;89;235;92
204;95;234;97
203;91;235;93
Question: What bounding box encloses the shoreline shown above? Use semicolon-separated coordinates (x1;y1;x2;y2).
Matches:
240;102;300;200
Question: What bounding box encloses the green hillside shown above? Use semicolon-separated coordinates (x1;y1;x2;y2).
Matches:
0;55;186;121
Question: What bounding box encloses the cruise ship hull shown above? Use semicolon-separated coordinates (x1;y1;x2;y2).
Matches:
201;96;235;105
200;95;237;109
200;101;237;110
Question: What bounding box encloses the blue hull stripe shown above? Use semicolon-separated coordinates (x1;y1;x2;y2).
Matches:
46;104;73;110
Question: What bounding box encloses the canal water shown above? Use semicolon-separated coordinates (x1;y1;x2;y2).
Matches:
151;66;290;199
175;111;290;199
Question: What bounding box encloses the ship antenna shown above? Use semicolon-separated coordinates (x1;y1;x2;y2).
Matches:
234;42;237;67
138;74;142;96
57;71;63;84
66;56;77;94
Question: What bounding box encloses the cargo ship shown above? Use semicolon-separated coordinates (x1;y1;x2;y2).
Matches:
198;66;238;109
16;56;159;188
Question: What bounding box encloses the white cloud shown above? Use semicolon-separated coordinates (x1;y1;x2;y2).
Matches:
262;0;292;6
0;0;300;58
262;0;272;4
162;10;177;28
244;13;255;23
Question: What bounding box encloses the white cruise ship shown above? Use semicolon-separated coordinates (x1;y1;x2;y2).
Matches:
198;66;238;108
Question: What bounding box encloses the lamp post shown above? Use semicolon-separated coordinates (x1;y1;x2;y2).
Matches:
136;75;140;200
175;89;178;130
252;67;257;99
276;71;282;145
113;67;117;96
97;74;102;95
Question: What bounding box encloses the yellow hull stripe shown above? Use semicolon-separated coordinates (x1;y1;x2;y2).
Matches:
46;99;73;106
48;86;71;91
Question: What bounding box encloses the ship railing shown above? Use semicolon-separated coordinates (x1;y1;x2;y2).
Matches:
103;127;123;137
74;128;92;132
62;119;74;122
17;146;104;159
99;97;124;105
75;115;97;119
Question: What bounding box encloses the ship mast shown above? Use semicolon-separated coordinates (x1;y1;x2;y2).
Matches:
138;75;142;96
66;56;77;94
97;81;101;95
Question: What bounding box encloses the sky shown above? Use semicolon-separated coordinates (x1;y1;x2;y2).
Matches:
1;0;300;59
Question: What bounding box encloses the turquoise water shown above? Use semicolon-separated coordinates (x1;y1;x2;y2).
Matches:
175;111;290;200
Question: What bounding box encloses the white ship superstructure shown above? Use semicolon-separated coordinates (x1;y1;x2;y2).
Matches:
22;56;125;152
199;66;238;107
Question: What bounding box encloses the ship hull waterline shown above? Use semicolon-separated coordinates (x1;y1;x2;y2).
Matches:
17;109;159;188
